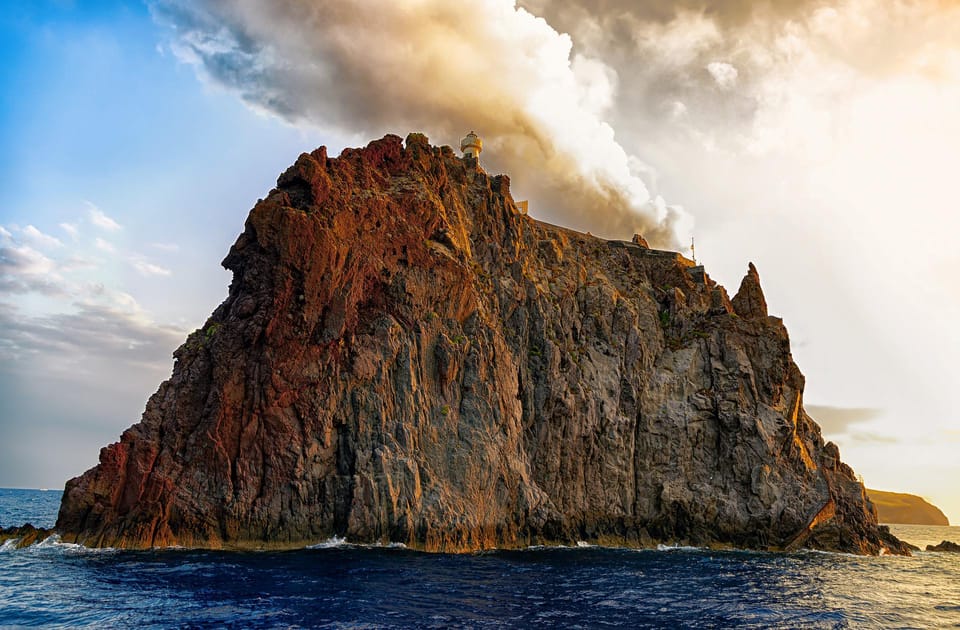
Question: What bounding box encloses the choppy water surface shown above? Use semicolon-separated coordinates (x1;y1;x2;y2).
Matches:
1;489;958;628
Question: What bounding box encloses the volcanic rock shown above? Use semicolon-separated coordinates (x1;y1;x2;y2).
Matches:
56;133;910;555
0;524;54;548
731;262;767;319
926;540;960;552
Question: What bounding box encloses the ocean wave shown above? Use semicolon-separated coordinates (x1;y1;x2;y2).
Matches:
381;542;408;549
794;548;880;559
306;536;350;549
305;537;410;551
655;543;706;552
0;534;120;555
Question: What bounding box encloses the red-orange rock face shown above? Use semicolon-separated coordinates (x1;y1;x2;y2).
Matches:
56;133;909;554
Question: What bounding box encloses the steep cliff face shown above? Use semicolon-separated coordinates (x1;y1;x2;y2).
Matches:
56;133;908;554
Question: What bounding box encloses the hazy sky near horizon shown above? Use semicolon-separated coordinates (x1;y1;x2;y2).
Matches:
1;0;958;523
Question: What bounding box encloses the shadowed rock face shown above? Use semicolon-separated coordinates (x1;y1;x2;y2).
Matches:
56;133;910;554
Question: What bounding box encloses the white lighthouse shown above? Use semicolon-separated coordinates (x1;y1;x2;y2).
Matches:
460;131;482;160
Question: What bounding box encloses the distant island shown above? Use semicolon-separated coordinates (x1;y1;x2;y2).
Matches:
867;489;949;525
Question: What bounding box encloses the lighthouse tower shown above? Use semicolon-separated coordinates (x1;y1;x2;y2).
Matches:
460;131;483;161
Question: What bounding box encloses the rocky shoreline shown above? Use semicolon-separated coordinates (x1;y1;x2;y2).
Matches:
0;525;54;549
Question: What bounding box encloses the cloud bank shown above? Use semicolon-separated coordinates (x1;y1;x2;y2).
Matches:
0;213;184;374
805;405;882;436
152;0;690;246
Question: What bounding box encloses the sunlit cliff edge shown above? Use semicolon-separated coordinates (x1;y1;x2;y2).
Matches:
52;133;909;555
867;489;950;526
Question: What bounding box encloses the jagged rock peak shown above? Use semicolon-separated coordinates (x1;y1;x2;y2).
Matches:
54;133;910;556
732;262;769;319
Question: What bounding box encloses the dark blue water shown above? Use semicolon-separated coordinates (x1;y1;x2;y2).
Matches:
0;487;61;528
2;489;958;628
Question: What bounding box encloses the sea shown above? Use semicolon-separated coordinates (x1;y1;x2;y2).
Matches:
1;488;957;628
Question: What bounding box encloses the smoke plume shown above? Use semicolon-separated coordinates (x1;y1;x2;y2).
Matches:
153;0;690;247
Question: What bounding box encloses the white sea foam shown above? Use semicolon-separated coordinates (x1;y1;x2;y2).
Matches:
305;537;412;550
33;534;62;548
1;534;115;555
34;535;119;555
306;536;349;549
655;543;705;552
523;542;598;551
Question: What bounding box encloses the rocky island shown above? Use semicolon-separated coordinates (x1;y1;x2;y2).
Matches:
55;133;908;555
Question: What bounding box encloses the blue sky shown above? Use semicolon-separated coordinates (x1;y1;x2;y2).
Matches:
1;1;336;320
0;0;340;487
2;0;959;522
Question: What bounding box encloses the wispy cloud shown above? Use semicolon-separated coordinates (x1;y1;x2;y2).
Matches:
132;260;172;277
806;405;883;435
0;298;186;370
849;431;901;444
0;240;65;296
149;242;180;252
0;243;57;278
22;225;63;249
94;237;116;253
85;201;122;232
59;222;79;241
60;255;99;273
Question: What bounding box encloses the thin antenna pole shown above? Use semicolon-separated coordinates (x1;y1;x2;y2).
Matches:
691;236;696;264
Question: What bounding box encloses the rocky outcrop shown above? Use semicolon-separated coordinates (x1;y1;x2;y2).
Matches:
926;540;960;552
0;524;54;548
731;262;767;319
56;133;910;554
866;489;950;525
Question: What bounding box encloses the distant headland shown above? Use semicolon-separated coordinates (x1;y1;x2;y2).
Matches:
867;489;949;526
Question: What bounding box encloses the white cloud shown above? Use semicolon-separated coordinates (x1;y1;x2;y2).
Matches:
95;237;116;253
0;243;56;277
0;242;64;296
0;226;12;241
0;298;186;370
132;260;172;277
706;61;739;89
86;202;122;231
806;405;883;436
22;225;63;249
60;255;99;273
154;0;691;246
60;222;79;241
149;242;180;252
